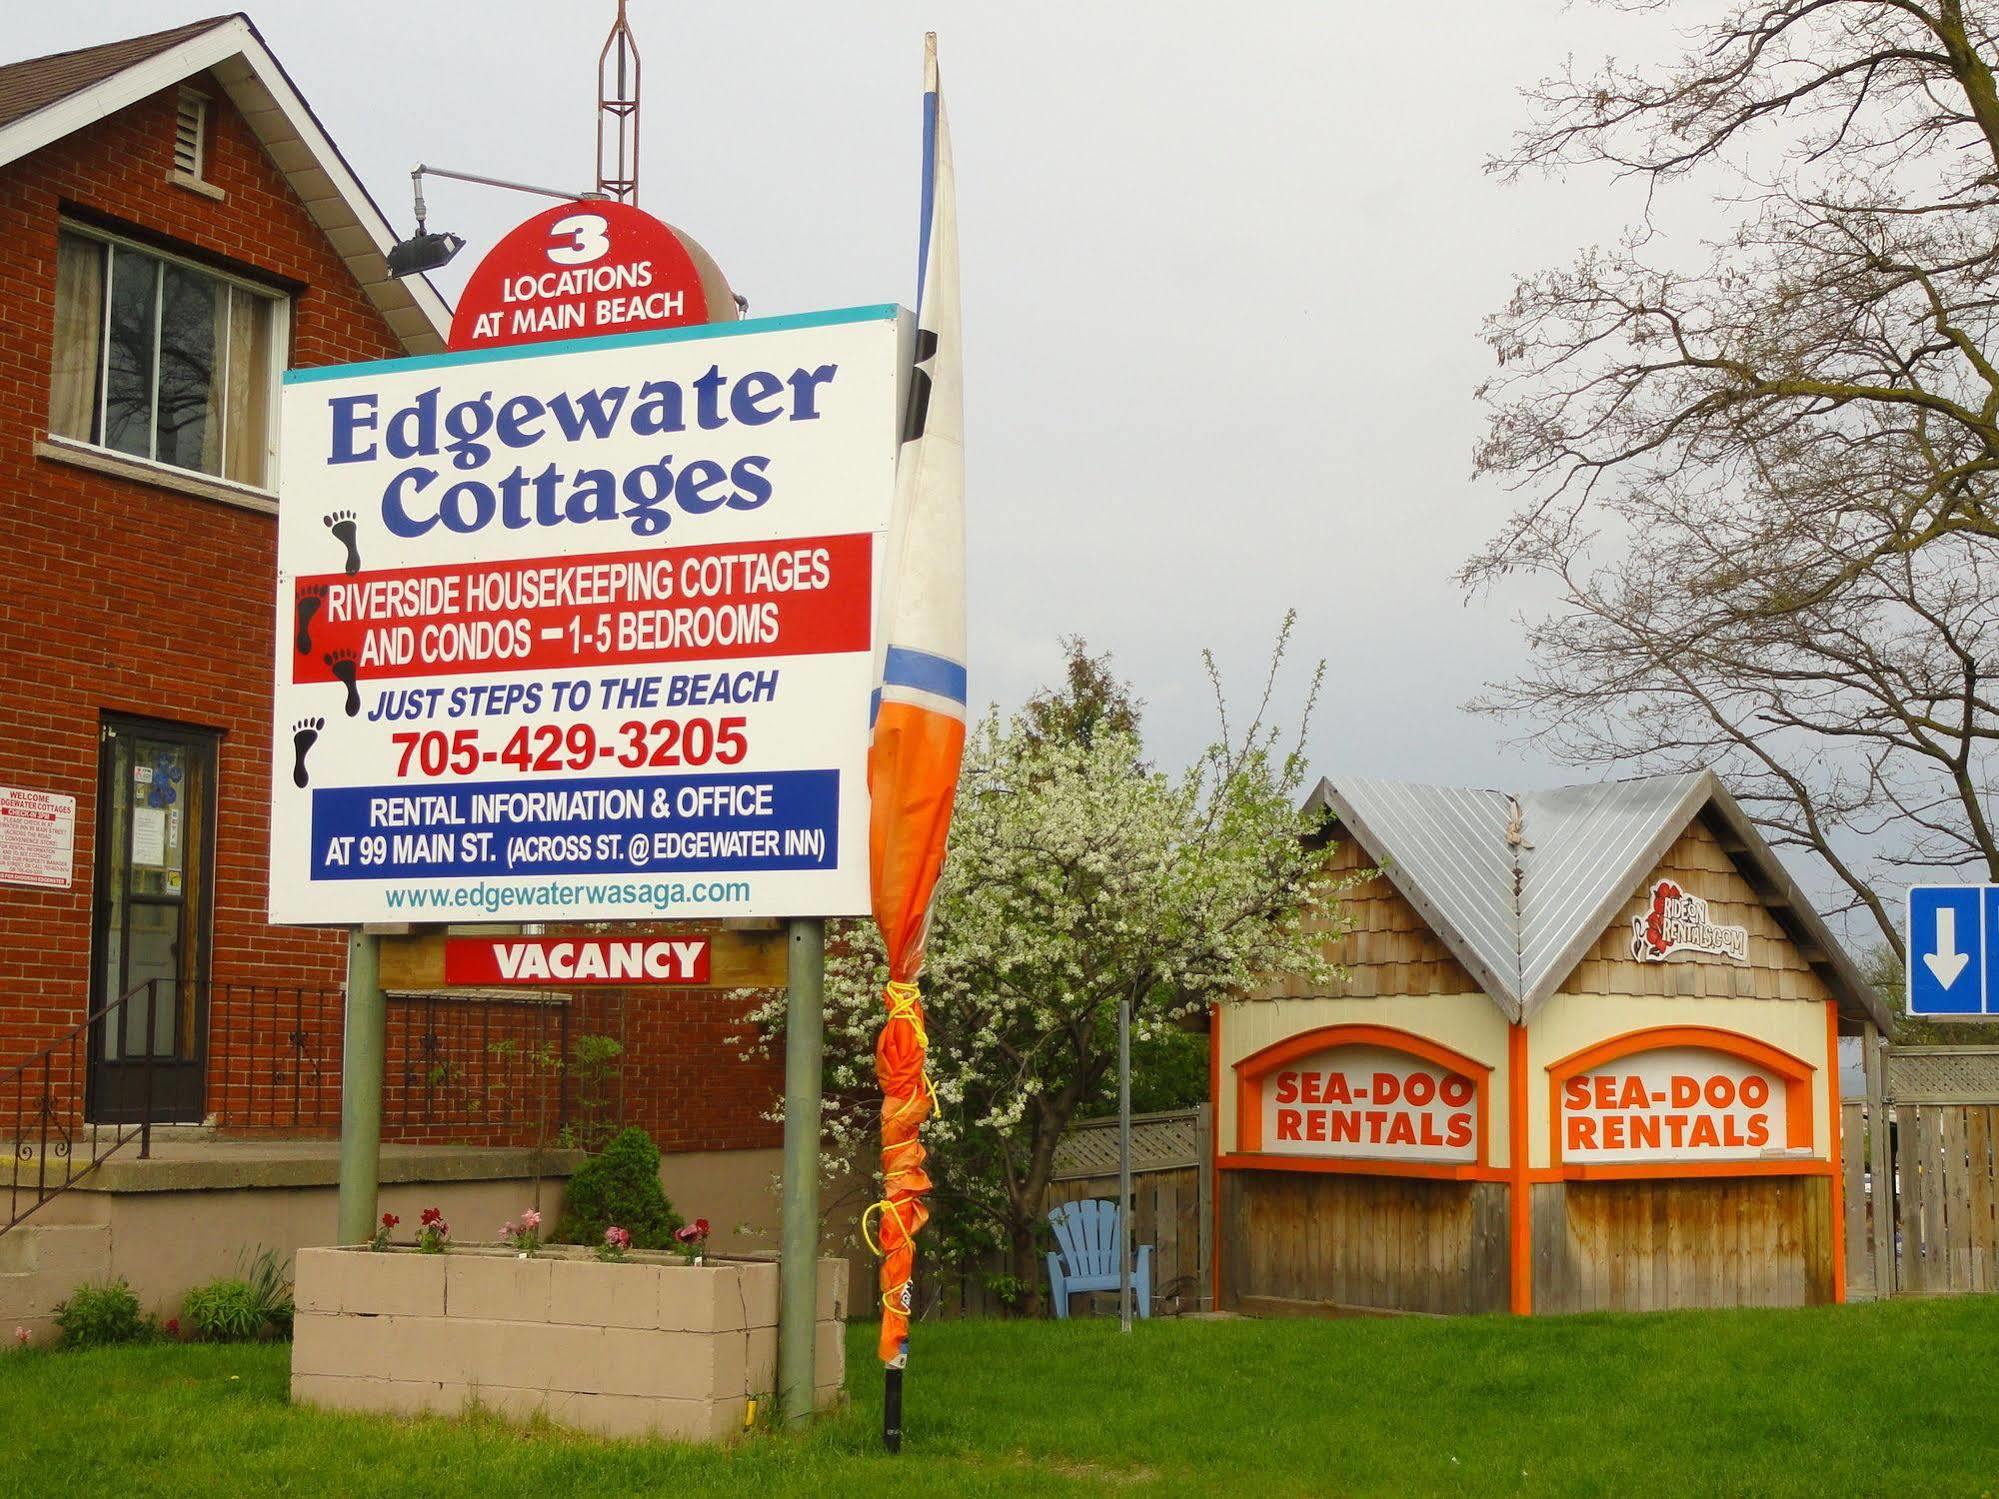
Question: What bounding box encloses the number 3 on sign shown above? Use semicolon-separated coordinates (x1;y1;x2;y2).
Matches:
546;212;610;266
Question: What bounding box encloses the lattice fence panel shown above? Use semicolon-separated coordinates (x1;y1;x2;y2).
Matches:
1052;1108;1202;1181
1888;1047;1999;1104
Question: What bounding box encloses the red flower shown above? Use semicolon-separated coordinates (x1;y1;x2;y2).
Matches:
693;1219;709;1237
420;1207;443;1227
381;1212;400;1229
164;1317;180;1337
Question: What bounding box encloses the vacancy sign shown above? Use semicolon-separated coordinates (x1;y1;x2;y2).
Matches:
1560;1046;1800;1163
445;934;710;986
1907;885;1999;1017
268;305;909;925
1256;1043;1479;1163
449;201;715;351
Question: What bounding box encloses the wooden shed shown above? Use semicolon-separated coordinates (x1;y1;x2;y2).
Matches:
1212;770;1892;1317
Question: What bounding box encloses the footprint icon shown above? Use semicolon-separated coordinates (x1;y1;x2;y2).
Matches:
323;511;361;574
324;649;361;718
294;584;326;655
291;717;324;789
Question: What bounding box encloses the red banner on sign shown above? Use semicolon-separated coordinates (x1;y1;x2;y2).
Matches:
448;201;713;351
445;935;712;986
290;533;870;684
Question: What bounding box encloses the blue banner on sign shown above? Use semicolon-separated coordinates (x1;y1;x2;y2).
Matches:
308;770;838;881
1907;885;1989;1017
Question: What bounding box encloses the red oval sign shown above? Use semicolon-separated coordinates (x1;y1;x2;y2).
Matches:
447;200;715;351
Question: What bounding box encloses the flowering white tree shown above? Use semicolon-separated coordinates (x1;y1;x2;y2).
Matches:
752;631;1343;1311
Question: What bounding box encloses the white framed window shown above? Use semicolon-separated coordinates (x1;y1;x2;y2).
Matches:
48;225;286;491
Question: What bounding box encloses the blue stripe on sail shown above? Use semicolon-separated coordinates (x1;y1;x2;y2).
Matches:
917;88;937;317
883;645;966;704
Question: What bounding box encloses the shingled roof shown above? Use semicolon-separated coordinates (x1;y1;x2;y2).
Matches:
1304;770;1889;1032
0;18;230;131
0;14;448;352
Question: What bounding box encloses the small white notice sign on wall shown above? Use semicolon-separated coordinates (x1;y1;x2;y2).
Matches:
0;786;76;891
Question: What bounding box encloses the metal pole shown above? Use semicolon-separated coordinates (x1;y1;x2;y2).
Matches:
1118;997;1132;1333
778;917;826;1426
335;930;386;1245
1864;1020;1894;1296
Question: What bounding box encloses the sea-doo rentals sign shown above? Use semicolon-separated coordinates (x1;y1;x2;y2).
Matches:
268;306;909;925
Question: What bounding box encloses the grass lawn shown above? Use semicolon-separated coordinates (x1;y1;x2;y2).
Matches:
4;1298;1998;1497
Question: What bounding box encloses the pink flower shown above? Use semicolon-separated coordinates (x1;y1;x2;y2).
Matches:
500;1221;518;1239
604;1226;631;1250
13;1326;27;1345
520;1208;541;1231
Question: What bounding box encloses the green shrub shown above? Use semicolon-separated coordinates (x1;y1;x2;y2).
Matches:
182;1249;294;1341
53;1280;147;1349
182;1279;265;1342
554;1126;682;1250
239;1246;295;1338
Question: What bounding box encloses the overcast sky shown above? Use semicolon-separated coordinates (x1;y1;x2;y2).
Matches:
17;1;1683;788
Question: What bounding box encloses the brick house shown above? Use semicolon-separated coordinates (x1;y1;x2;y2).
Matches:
0;16;787;1318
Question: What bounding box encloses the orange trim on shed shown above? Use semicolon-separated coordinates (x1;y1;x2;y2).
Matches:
1214;1153;1506;1182
1508;1024;1531;1315
1529;1159;1834;1183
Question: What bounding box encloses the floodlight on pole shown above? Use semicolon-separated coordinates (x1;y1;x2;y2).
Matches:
383;163;606;280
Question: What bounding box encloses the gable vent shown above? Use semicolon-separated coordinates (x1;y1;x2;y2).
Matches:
174;89;206;179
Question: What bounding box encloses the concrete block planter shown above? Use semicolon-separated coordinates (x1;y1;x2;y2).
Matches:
291;1245;847;1442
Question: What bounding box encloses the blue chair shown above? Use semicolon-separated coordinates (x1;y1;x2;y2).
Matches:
1046;1198;1150;1319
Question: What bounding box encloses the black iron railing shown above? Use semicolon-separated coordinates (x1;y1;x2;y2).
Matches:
5;980;577;1236
5;978;163;1234
206;984;574;1144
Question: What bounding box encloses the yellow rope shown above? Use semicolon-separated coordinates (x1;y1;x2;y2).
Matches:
884;979;928;1048
861;1195;915;1258
868;978;936;1317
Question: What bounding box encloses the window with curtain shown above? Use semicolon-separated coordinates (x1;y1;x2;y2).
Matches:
48;229;281;489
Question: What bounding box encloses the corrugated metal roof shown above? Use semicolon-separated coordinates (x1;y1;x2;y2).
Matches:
1310;769;1886;1031
1514;775;1707;1012
1329;776;1521;1006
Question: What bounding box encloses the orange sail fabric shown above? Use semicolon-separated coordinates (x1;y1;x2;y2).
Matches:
867;34;965;1372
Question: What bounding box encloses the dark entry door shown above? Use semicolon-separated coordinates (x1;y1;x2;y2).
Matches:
88;717;216;1124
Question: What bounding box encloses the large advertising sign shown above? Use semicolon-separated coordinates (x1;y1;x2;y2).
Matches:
1249;1040;1482;1164
269;305;909;925
1558;1044;1807;1164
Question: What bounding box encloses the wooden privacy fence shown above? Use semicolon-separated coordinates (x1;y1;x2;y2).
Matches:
1842;1046;1999;1299
919;1105;1213;1319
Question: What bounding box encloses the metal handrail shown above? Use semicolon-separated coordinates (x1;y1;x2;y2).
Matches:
4;978;163;1235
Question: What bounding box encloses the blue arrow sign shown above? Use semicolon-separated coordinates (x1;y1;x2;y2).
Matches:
1907;885;1994;1017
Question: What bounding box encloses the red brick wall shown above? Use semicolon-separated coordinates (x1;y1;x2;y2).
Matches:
579;989;783;1155
0;72;784;1156
0;75;398;1115
201;984;783;1155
